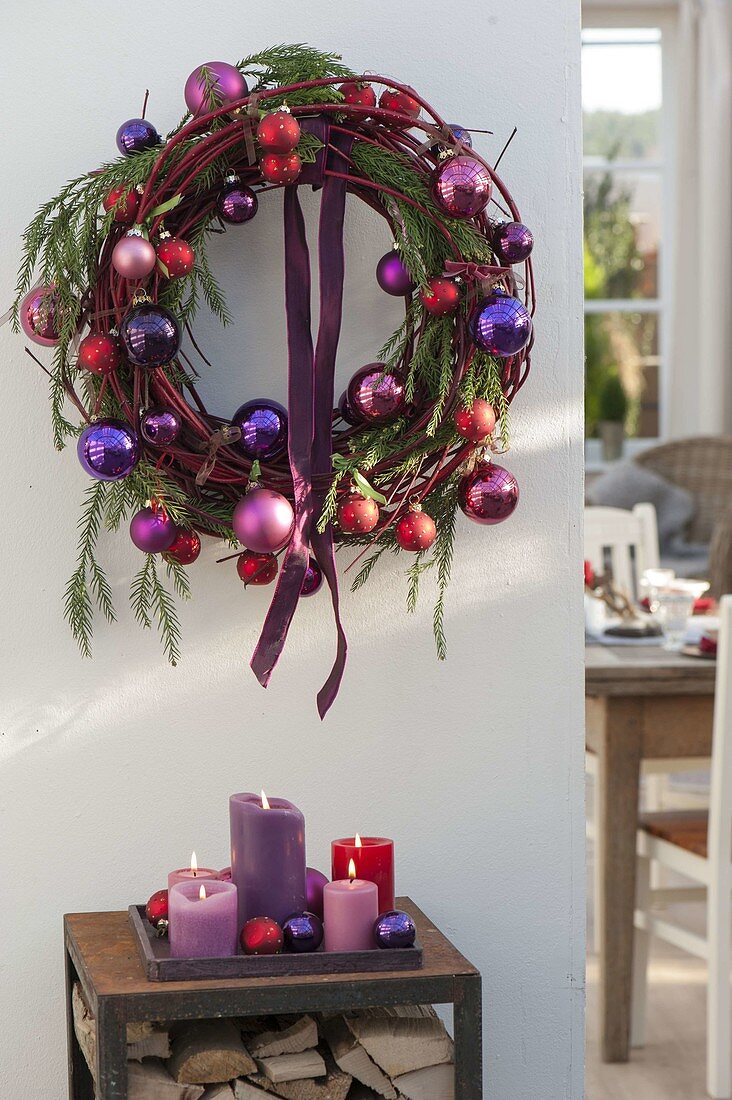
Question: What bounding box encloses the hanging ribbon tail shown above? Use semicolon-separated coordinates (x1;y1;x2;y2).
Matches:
250;187;314;687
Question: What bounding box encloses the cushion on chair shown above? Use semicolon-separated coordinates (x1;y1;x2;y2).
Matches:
639;809;709;857
587;462;695;550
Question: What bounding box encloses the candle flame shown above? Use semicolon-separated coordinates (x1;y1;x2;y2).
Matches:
355;833;362;848
261;789;270;810
199;884;207;901
190;851;198;875
348;858;357;881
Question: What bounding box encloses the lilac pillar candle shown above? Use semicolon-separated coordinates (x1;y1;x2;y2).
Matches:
323;862;379;952
169;880;238;959
230;791;307;928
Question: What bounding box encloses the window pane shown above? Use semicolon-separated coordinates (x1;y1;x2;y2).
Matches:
582;31;662;159
584;169;660;298
586;312;659;439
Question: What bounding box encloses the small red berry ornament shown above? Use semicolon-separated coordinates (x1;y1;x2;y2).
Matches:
241;916;284;955
454;398;497;443
257;109;301;153
103;184;140;224
338;81;377;116
237;551;278;586
395;505;437;551
379;87;420;124
145;889;169;932
165;529;202;565
156;234;195;279
77;333;122;376
260;152;302;185
337;491;380;534
420;277;460;317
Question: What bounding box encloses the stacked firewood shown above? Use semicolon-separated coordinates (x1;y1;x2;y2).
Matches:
72;986;455;1100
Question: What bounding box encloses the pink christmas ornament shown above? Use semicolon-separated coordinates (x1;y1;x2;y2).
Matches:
129;506;177;553
233;488;294;554
112;233;157;280
184;62;248;116
19;286;62;346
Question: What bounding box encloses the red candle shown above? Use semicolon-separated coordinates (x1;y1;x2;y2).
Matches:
331;834;394;913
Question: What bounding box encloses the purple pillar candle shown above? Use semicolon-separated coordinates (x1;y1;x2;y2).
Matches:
230;791;307;929
169;879;238;959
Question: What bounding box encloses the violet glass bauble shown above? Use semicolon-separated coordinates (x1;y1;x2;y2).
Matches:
233;488;294;554
376;249;415;296
112;233;157;280
184;61;248;116
432;155;492;219
458;462;519;525
116;118;160;156
469;290;532;357
347;364;406;424
282;911;324;953
232;400;288;460
306;867;328;920
301;557;323;597
140;406;182;446
129;506;177;553
217;182;258;224
77;419;140;481
119;303;181;368
374;910;417;949
19;286;62;346
493;221;534;264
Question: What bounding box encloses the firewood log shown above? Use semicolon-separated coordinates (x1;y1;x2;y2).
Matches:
128;1059;205;1099
168;1020;256;1084
127;1029;172;1061
248;1017;318;1058
392;1063;454;1100
248;1054;351;1100
233;1081;271;1098
72;983;170;1075
255;1049;326;1082
321;1018;396;1099
345;1013;453;1078
201;1086;235;1099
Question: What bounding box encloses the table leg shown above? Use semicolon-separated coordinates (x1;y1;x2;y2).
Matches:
454;972;483;1099
96;998;128;1100
65;948;94;1100
595;696;643;1063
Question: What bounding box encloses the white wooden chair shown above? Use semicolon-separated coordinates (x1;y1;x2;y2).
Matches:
584;502;660;599
631;594;732;1098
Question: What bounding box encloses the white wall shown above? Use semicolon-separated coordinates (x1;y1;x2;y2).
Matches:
0;3;585;1097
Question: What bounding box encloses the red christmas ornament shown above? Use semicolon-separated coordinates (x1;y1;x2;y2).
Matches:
257;109;301;153
458;461;519;525
237;551;278;586
103;184;139;224
156;236;195;280
260;152;302;185
240;916;284;955
379;87;421;124
454;398;496;443
395;506;437;551
77;333;122;376
337;492;380;534
145;889;169;929
338;81;377;117
165;529;202;565
419;277;460;317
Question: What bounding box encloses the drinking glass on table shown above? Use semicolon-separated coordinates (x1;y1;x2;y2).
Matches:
640;568;675;613
656;580;711;651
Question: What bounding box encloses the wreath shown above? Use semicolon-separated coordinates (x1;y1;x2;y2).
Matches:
13;44;535;715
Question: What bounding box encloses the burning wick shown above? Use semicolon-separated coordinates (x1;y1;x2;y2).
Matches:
355;833;362;848
190;851;198;878
348;858;357;883
261;789;270;810
199;884;207;901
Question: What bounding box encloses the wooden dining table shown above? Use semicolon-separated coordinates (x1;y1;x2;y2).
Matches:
586;641;717;1063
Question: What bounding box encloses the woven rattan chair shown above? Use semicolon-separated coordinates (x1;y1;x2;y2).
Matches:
636;437;732;597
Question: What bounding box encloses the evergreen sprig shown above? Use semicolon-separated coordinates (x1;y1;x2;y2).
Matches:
64;482;117;658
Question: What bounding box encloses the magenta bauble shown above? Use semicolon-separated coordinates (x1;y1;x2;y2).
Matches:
376;249;415;296
458;462;519;524
19;286;62;346
306;867;329;920
184;61;248;116
233;489;294;554
112;233;157;280
129;506;177;553
492;220;534;264
347;364;406;424
301;557;323;597
432;155;492;219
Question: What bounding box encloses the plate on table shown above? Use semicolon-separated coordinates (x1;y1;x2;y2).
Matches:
680;643;717;660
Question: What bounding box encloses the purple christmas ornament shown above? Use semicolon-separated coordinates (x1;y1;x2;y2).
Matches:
184;61;249;116
376;249;415;296
305;867;328;920
19;286;62;346
233;488;294;554
77;419;140;481
469;290;532;357
374;910;417;949
119;303;181;368
282;911;324;953
301;557;323;597
347;364;406;424
141;406;182;446
217;182;258;224
458;462;519;525
430;123;473;157
232;400;287;460
493;221;534;264
432;155;492;219
129;507;177;553
116;118;160;156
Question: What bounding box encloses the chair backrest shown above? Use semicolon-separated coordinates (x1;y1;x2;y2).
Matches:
708;596;732;894
636;436;732;543
584;503;660;600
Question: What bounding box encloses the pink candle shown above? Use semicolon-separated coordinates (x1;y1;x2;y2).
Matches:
323;860;379;952
169;880;238;959
168;851;220;890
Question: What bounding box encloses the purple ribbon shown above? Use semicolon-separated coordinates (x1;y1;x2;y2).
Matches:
250;121;353;717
